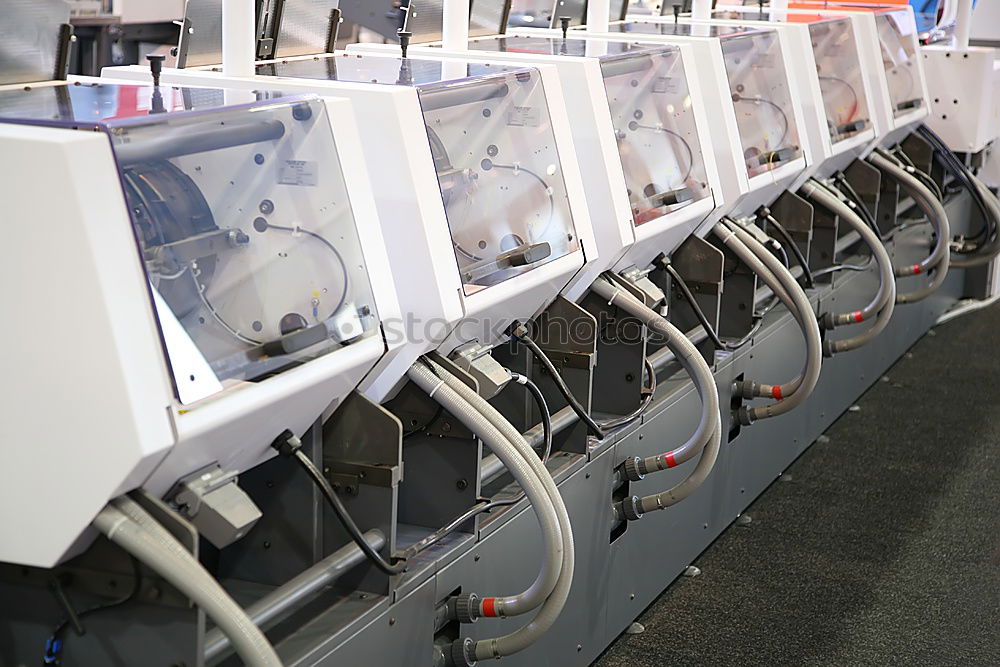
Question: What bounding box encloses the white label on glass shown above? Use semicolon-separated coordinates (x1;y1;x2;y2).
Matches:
279;160;318;186
653;77;681;95
506;106;540;127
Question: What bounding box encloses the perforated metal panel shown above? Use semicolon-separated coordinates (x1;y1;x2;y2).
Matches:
0;0;70;85
507;0;585;29
410;0;511;43
176;0;224;68
272;1;339;58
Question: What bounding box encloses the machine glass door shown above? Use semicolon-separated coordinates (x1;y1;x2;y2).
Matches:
719;30;803;177
599;45;711;226
809;17;873;143
106;94;381;398
416;69;579;295
874;11;923;118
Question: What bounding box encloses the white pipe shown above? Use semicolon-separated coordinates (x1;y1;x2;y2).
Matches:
442;0;470;51
222;0;255;78
954;0;973;50
691;0;712;21
587;0;611;33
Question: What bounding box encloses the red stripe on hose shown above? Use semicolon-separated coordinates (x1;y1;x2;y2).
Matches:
482;598;497;617
853;310;864;323
912;264;922;275
664;453;677;468
772;386;783;401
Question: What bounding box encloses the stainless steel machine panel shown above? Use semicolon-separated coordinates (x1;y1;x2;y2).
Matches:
0;0;69;85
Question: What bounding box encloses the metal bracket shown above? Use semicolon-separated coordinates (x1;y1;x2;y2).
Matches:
535;295;599;361
324;391;403;483
808;198;839;281
327;7;343;51
842;159;882;233
530;296;598;453
900;132;935;175
876;172;900;236
175;16;193;68
580;272;649;417
769;189;815;276
662;235;725;343
54;24;74;81
707;233;758;341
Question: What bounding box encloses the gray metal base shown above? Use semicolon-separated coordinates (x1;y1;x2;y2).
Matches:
0;195;977;666
269;200;973;666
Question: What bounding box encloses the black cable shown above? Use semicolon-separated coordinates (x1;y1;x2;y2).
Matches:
833;172;883;238
401;496;520;558
44;557;142;664
402;404;444;438
893;146;945;202
510;327;605;439
663;262;754;352
400;371;554;558
510;372;553;463
917;124;996;249
664;262;727;351
764;215;814;288
596;356;656;430
272;431;406;575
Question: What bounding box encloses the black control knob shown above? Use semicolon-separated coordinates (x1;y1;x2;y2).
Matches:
146;54;166;87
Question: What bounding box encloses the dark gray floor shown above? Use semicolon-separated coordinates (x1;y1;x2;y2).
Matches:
594;304;1000;667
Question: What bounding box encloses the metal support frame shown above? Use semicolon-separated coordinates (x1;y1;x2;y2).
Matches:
658;235;725;362
0;194;986;666
708;233;759;340
769;189;816;279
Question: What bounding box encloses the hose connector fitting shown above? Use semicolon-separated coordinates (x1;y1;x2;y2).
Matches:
450;593;480;624
823;339;837;358
733;380;758;400
736;406;755;427
270;429;302;457
445;638;477;667
622;457;645;482
616;496;644;522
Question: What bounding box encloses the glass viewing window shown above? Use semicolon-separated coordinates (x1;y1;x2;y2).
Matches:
0;84;381;402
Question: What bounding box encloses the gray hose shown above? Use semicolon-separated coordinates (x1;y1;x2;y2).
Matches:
93;498;281;667
406;362;562;619
951;171;1000;268
721;221;811;401
714;221;823;424
589;276;719;478
635;423;721;516
807;180;893;325
868;150;951;303
801;180;897;355
421;358;575;662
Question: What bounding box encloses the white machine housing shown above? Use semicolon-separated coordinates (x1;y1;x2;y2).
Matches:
921;44;1000;153
106;53;599;394
562;20;811;220
681;9;878;183
349;35;723;291
0;80;399;567
726;3;931;146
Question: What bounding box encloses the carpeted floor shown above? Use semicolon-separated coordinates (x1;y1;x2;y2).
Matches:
594;304;1000;667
